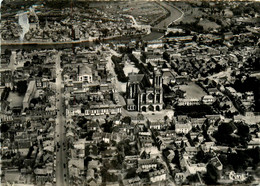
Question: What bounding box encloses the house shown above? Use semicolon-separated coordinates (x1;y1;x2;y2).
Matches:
185;147;199;155
181;154;207;174
208;87;220;95
205;115;222;125
175;76;190;84
162;149;175;162
175;123;192;134
149;169;166;183
3;170;28;185
149;120;167;130
16;140;32;157
248;138;260;149
77;65;93;83
209;157;223;171
102;133;111;143
207;125;216;135
87;121;99;132
68;158;85;175
122;176;142;186
162;69;176;85
201;142;215;152
138;159;158;171
124;155;139;169
177;98;200;106
83;103;122;116
174;172;186;184
202;95;216;105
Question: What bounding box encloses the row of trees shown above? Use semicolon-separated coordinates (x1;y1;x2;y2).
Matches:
1;87;10;101
111;55;129;82
128;53;150;75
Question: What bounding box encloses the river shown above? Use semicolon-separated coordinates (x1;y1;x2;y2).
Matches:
1;2;183;50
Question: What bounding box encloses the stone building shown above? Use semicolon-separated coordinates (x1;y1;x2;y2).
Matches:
126;68;163;112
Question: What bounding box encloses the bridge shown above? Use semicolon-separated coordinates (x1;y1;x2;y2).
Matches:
150;27;167;33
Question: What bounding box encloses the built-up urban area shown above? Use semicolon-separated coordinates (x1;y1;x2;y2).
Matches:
0;1;260;186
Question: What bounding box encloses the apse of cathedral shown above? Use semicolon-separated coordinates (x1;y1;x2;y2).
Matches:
126;68;163;112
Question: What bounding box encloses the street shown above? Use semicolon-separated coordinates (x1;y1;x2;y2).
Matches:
55;51;68;186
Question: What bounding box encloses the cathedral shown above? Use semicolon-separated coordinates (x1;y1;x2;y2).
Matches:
126;68;163;112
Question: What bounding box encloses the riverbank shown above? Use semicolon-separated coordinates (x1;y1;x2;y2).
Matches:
1;3;184;50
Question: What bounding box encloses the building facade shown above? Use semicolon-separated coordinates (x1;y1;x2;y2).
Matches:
126;69;163;112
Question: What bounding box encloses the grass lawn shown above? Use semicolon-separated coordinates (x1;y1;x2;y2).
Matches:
181;7;205;24
142;109;174;121
198;19;221;30
179;82;207;99
123;62;139;77
117;81;127;93
7;92;24;108
122;108;174;121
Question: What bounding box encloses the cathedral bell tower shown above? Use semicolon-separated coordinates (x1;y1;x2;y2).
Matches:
153;68;163;104
153;68;162;88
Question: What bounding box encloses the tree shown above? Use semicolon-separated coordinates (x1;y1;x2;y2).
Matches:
16;81;27;95
102;120;113;133
125;168;137;179
98;141;108;152
77;117;88;128
204;163;219;184
1;87;10;101
163;52;170;62
236;122;249;138
30;98;38;106
122;116;131;125
24;61;30;67
218;122;234;135
192;35;197;42
1;123;10;133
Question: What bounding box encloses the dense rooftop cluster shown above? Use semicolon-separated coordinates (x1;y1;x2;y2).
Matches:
1;1;260;186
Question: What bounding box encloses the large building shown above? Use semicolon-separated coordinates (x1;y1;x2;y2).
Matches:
23;80;36;109
126;68;163;112
77;65;93;83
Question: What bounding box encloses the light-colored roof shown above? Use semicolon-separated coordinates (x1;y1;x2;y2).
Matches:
79;65;92;76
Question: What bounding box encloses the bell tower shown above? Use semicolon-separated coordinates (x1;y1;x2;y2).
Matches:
153;68;162;88
153;68;163;104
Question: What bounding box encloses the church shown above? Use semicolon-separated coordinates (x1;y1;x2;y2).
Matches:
126;68;163;112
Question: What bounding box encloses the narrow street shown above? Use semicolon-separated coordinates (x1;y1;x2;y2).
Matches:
55;51;68;186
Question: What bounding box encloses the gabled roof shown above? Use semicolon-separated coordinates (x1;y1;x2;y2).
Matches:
128;73;144;83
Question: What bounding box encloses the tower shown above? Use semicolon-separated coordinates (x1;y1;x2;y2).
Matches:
153;68;163;105
153;68;162;89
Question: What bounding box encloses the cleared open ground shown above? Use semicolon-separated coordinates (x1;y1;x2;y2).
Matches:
178;82;207;99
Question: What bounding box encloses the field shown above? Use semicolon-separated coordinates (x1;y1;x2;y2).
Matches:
121;108;174;121
93;1;167;25
178;82;207;99
198;19;221;30
171;2;205;24
7;92;24;108
123;62;139;77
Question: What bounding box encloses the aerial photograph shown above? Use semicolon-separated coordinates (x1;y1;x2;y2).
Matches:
0;0;260;185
